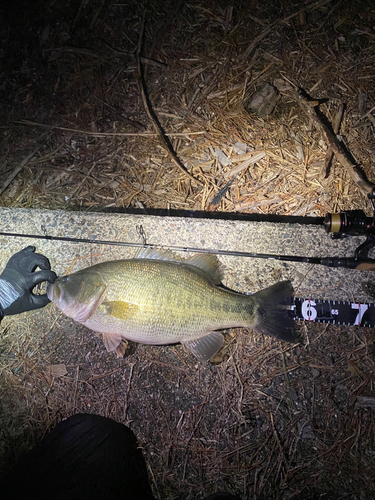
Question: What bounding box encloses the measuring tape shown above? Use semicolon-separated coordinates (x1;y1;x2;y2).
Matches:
294;298;375;327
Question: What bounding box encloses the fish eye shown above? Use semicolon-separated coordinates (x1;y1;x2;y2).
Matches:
62;276;68;283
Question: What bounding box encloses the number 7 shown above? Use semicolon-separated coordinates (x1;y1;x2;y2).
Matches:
351;303;368;326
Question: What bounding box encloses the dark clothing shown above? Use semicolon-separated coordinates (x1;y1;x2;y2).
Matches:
0;414;240;500
1;414;155;500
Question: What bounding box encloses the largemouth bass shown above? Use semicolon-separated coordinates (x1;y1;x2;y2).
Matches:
47;250;297;361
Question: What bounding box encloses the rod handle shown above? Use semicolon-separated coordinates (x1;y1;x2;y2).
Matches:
321;257;375;271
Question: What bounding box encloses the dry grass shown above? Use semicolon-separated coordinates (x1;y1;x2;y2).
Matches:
1;0;375;498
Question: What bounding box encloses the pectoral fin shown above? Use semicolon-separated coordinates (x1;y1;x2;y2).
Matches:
102;300;139;320
182;332;224;362
102;333;128;358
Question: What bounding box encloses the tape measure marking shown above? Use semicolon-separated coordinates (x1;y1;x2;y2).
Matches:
294;298;375;327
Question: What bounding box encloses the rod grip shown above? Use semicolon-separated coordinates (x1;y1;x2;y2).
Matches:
321;257;375;271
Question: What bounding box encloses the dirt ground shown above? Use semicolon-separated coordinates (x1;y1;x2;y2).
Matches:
1;1;375;499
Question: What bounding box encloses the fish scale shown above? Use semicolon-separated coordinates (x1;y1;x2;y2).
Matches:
47;252;297;361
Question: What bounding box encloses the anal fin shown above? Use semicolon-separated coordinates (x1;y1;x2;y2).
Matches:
182;332;224;362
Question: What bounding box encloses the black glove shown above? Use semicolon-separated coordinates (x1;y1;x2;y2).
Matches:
0;246;56;316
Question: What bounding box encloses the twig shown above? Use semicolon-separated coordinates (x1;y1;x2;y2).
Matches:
321;102;345;178
307;0;344;48
57;43;168;69
14;119;206;138
135;18;203;186
87;367;123;382
9;345;49;383
270;412;288;481
123;362;135;421
142;0;184;79
0;131;50;196
240;0;335;61
73;365;80;414
355;396;375;409
275;77;375;197
359;104;375;128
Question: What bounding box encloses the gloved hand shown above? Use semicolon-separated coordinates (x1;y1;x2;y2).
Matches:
0;246;56;316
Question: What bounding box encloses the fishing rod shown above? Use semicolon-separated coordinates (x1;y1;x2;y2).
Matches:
3;207;375;327
1;209;375;271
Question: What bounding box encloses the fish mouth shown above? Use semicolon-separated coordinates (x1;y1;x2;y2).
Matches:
47;280;61;302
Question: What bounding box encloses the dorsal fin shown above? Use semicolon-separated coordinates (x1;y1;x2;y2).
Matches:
134;247;178;261
134;248;223;284
185;254;223;283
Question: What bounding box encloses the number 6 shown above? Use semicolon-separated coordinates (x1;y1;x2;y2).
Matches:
301;299;317;321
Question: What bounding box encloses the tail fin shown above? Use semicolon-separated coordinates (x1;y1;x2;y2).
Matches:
252;280;297;343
